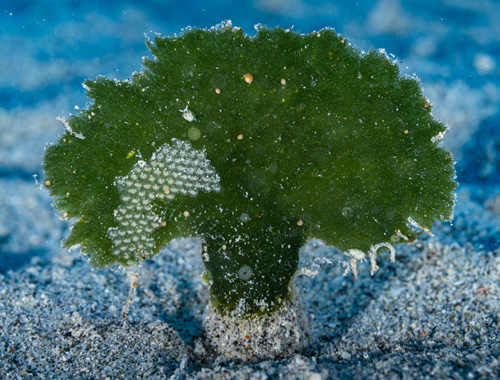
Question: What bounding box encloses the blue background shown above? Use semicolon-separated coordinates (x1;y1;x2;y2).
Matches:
1;0;499;272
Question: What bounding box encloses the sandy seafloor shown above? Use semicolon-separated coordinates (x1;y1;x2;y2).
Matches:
1;0;500;378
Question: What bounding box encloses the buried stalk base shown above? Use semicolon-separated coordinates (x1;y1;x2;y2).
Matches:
203;286;311;361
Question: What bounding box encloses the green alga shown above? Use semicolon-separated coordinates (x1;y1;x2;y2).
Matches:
43;24;456;317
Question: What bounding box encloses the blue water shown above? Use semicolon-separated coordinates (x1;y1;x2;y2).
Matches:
1;0;499;272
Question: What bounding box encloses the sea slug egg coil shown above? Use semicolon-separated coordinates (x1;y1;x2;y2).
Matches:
110;139;220;260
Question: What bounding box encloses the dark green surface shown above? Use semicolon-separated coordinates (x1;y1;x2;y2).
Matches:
43;25;456;316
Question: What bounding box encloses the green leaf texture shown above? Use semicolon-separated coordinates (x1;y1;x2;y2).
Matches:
43;25;456;315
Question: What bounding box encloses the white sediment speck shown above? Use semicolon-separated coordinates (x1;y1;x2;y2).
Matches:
408;216;433;235
180;105;196;122
57;116;85;140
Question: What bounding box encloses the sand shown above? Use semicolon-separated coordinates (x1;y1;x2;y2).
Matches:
2;193;500;379
1;0;499;378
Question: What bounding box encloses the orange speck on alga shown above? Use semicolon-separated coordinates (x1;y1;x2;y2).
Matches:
244;73;253;84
